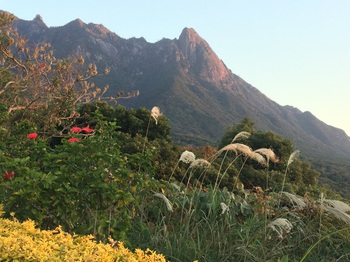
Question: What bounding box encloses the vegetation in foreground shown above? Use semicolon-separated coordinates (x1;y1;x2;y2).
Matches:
0;207;165;261
1;12;350;261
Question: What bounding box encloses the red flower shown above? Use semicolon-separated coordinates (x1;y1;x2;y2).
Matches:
81;126;94;133
68;137;80;143
71;127;82;133
3;171;15;179
27;132;38;140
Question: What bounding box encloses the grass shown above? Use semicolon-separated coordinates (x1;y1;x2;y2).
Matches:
128;144;350;261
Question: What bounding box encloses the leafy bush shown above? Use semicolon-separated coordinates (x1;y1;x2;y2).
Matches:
0;120;160;241
0;214;166;261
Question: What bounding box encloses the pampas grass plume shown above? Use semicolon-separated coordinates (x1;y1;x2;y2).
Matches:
322;206;350;224
321;199;350;213
179;150;196;164
218;143;253;157
287;150;300;166
254;148;279;163
154;193;173;212
232;131;251;143
189;159;211;169
151;106;161;124
251;152;267;166
268;218;293;239
282;191;306;209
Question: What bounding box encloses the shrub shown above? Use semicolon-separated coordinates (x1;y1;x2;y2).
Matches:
0;120;159;241
0;215;166;261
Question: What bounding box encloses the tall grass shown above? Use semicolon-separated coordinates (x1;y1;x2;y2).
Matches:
130;134;350;261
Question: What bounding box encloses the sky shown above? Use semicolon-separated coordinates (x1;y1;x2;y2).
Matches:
2;0;350;135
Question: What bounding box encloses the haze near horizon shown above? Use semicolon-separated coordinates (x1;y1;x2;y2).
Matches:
2;0;350;136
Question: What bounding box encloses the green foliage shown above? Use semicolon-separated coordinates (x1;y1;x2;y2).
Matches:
0;120;160;241
217;118;320;191
78;103;171;142
0;216;166;261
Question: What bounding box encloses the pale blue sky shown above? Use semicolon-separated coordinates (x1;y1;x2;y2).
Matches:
2;0;350;135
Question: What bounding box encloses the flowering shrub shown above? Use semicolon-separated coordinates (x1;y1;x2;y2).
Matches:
0;121;158;241
0;216;166;261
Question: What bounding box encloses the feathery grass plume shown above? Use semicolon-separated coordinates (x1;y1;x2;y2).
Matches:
141;106;162;161
268;218;293;239
189;159;211;169
279;150;300;205
282;191;306;209
231;131;251;143
215;143;253;190
151;106;161;124
321;199;350;213
218;143;238;155
287;150;300;166
169;150;196;182
251;152;267;166
218;143;253;157
179;150;196;164
322;205;350;224
185;159;211;187
254;148;279;164
154;193;173;212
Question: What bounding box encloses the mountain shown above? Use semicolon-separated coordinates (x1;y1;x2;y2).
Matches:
7;13;350;162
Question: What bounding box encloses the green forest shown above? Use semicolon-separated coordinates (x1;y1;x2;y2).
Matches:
1;12;350;261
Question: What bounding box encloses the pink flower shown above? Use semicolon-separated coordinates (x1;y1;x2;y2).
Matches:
27;132;38;140
71;127;82;133
68;137;80;143
81;126;94;133
3;171;15;179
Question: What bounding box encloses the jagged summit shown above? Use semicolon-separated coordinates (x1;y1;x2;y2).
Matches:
178;27;205;46
177;27;229;82
66;18;85;28
33;14;44;23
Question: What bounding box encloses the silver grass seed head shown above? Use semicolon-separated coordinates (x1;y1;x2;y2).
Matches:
218;143;238;155
189;159;211;169
251;152;267;166
321;199;350;213
254;148;279;163
322;206;350;224
179;150;196;164
154;192;173;212
287;150;300;166
235;143;254;157
232;131;251;143
218;143;253;157
151;106;161;124
282;191;306;209
268;218;293;239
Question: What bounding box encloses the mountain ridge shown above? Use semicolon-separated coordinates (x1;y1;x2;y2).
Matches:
5;12;350;161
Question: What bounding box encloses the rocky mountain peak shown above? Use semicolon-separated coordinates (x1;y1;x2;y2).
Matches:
179;27;204;46
33;14;44;23
177;27;229;83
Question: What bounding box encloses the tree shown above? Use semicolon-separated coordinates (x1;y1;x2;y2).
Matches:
218;117;255;148
0;12;113;136
218;117;319;190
